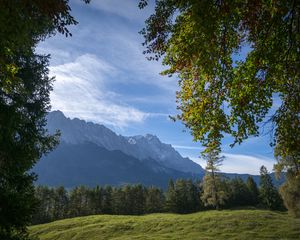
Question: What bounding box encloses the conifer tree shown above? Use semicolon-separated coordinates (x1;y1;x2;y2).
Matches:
131;185;146;215
174;179;188;213
201;147;228;210
145;187;164;213
186;180;202;213
32;186;53;224
165;179;177;212
53;186;69;220
112;187;126;215
228;178;251;207
91;186;103;215
102;186;113;214
246;176;259;206
0;1;89;238
259;166;284;210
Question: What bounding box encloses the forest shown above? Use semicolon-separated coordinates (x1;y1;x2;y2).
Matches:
32;170;285;225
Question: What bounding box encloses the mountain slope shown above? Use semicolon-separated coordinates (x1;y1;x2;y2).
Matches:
34;142;199;188
40;111;284;188
46;111;204;174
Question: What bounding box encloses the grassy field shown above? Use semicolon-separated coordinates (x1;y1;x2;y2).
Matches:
30;210;300;240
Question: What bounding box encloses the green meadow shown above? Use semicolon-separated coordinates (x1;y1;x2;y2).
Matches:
30;210;300;240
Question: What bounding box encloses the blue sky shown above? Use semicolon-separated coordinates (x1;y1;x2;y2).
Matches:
37;0;277;174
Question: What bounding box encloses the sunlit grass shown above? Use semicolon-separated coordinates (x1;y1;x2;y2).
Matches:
30;210;300;240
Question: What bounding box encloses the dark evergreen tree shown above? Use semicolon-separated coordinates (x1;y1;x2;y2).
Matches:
32;186;53;224
246;176;259;206
0;1;89;238
163;180;203;214
259;166;284;210
165;179;177;212
90;186;103;215
166;179;202;213
228;178;252;207
174;179;188;213
131;185;146;215
185;180;202;213
102;186;113;214
112;187;127;215
145;187;165;213
53;187;69;220
68;186;91;217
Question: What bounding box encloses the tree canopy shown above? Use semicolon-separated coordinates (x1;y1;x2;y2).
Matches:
0;1;89;239
140;0;299;216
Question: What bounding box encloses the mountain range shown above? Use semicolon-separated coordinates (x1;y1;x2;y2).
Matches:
34;111;204;188
33;111;284;188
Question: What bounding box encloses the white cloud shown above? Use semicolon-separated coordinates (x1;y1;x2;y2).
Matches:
190;153;275;175
147;112;173;118
222;153;275;175
50;54;148;127
91;25;177;92
37;2;178;109
173;145;204;150
36;46;73;65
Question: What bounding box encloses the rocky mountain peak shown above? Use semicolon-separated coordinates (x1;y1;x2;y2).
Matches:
46;111;204;174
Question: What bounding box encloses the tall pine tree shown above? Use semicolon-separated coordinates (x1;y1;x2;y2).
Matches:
246;176;259;206
201;147;228;210
259;166;284;210
165;179;177;212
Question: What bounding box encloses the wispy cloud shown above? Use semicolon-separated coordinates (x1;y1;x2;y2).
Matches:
36;46;74;65
90;24;176;92
173;145;204;151
50;54;148;127
222;153;275;175
38;8;178;101
190;153;275;175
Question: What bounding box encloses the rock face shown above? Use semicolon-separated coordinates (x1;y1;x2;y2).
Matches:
46;110;204;174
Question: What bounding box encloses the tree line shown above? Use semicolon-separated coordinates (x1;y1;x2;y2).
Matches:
32;170;285;225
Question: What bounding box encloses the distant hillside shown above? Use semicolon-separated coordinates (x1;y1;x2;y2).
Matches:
222;172;285;187
30;210;300;240
35;142;200;188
